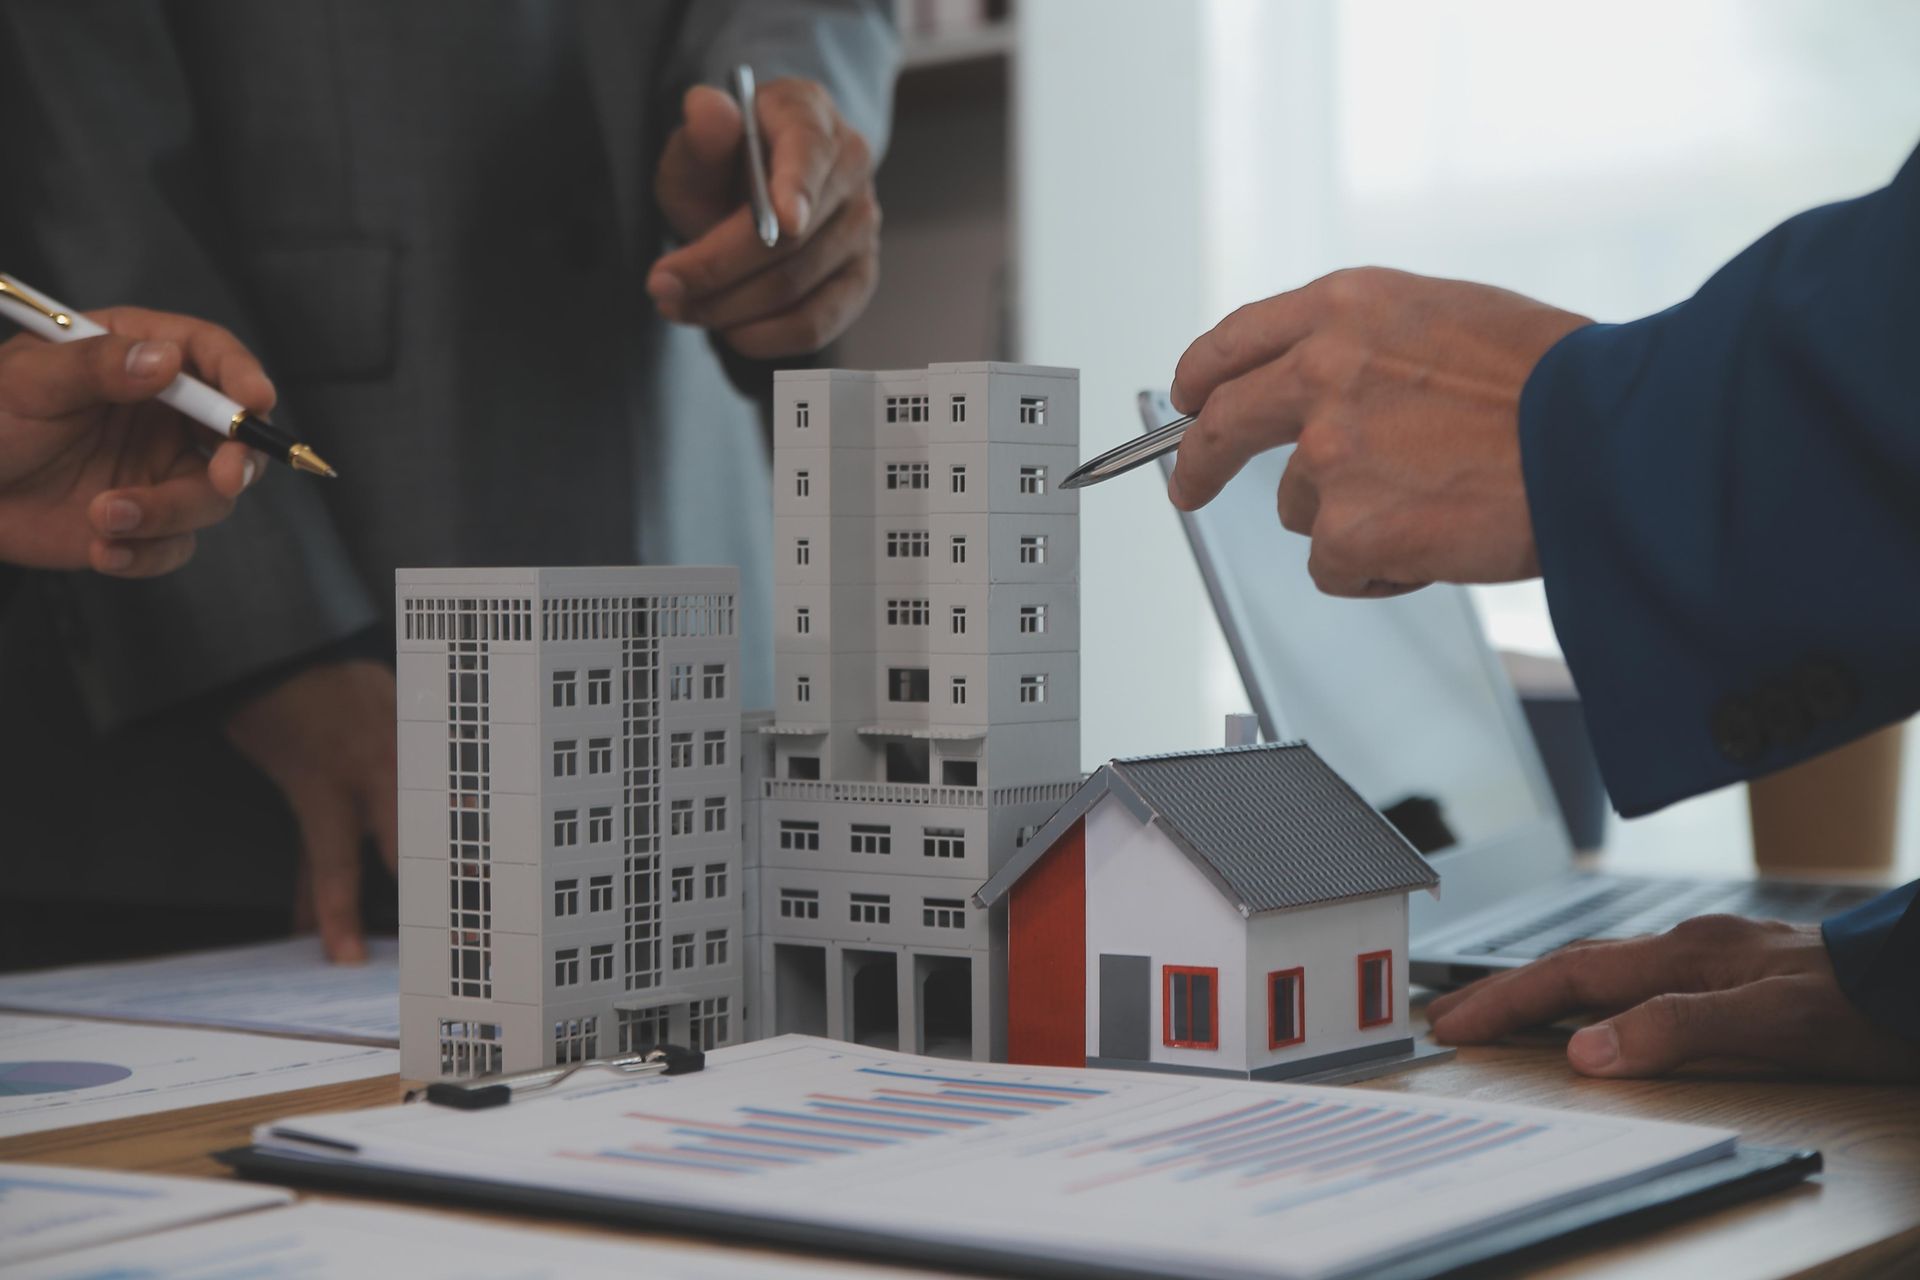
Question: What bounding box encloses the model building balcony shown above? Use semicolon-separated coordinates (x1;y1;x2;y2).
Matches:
762;777;1078;809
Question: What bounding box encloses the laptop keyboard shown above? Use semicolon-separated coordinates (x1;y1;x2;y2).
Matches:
1453;878;1884;960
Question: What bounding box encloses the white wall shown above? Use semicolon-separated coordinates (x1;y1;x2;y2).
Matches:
1243;894;1407;1076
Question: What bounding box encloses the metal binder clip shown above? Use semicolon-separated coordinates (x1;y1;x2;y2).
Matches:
410;1043;705;1110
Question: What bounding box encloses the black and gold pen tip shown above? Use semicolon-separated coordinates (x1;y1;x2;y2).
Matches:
288;444;338;479
234;414;339;479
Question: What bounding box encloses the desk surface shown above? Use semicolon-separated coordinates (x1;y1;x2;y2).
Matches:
3;1037;1917;1280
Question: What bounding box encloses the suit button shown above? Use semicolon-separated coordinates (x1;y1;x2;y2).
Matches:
1711;695;1768;765
1757;682;1812;749
1795;657;1857;722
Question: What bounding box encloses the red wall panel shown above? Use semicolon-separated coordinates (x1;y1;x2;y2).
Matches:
1007;818;1087;1067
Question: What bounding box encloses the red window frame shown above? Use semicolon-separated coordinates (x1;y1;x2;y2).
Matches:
1266;967;1305;1049
1357;951;1394;1028
1162;965;1219;1050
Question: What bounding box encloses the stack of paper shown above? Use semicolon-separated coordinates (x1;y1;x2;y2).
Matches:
0;1165;290;1266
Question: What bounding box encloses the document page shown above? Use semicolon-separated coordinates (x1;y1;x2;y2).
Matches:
257;1036;1736;1280
0;1165;290;1266
0;937;399;1045
0;1015;396;1137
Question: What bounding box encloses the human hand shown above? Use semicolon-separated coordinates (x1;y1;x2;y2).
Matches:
648;78;881;358
1427;915;1920;1081
224;660;399;963
1166;268;1591;596
0;309;268;576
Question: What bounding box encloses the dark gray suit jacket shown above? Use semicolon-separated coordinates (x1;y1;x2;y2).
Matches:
0;0;894;908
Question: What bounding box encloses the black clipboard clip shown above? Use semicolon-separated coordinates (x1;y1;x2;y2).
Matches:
408;1043;705;1110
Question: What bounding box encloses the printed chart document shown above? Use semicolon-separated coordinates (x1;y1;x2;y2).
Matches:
0;937;399;1045
253;1036;1742;1280
0;1015;396;1137
0;1164;291;1266
9;1201;944;1280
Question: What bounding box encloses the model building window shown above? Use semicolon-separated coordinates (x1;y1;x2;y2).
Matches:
552;670;577;707
787;755;820;779
942;759;978;787
554;947;581;987
886;529;930;558
437;1019;503;1079
589;943;614;982
1358;951;1393;1028
669;865;694;903
1163;966;1219;1050
950;464;967;494
796;674;813;703
888;667;930;703
923;827;965;859
705;929;730;966
887;598;930;627
795;538;811;566
552;739;578;777
950;394;967;423
1019;674;1048;704
588;874;613;913
779;888;820;919
616;1007;669;1054
795;469;811;498
553;809;579;846
1268;968;1305;1048
923;897;967;929
1018;395;1047;426
1019;534;1048;564
668;732;693;769
702;663;727;699
850;892;891;925
703;862;728;897
885;394;929;423
588;806;612;843
885;461;930;490
950;535;967;564
587;669;611;705
669;663;694;700
690;996;730;1050
850;823;892;855
795;606;812;635
951;676;968;705
669;798;694;837
586;738;612;774
1018;465;1047;495
554;1015;597;1064
1019;604;1048;634
553;878;579;917
671;933;695;970
703;796;727;833
795;400;810;429
778;820;821;851
950;606;967;635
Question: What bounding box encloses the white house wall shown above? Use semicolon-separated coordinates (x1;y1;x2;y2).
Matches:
1240;893;1409;1075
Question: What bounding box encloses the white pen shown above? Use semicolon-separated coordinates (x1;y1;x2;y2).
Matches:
730;64;780;249
0;272;337;478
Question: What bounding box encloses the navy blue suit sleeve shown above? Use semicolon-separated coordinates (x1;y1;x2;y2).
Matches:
1822;881;1920;1043
1519;143;1920;818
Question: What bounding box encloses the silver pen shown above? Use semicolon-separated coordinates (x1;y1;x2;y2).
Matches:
1061;412;1195;490
731;64;780;249
408;1044;705;1109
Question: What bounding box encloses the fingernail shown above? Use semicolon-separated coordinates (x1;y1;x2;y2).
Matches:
1569;1023;1619;1070
242;457;259;490
103;499;141;533
793;193;813;236
648;271;685;310
126;340;172;377
100;545;134;571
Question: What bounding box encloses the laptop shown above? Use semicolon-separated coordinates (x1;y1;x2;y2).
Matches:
1145;390;1882;988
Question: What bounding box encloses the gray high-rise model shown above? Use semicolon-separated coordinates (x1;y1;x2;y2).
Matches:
749;363;1084;1060
395;567;742;1080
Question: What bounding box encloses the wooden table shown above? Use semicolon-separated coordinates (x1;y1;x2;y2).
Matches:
4;1037;1917;1279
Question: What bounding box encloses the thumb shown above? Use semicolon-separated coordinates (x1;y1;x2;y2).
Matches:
1567;981;1788;1077
2;333;183;418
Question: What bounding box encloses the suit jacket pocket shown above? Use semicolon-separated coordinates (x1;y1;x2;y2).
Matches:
242;238;397;381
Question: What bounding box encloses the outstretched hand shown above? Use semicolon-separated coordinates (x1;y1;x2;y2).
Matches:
0;309;268;576
649;78;881;358
1167;268;1590;597
1427;914;1920;1081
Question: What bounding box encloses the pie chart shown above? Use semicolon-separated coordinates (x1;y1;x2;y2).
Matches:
0;1060;134;1095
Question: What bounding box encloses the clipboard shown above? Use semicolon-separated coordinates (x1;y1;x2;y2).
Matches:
219;1141;1820;1280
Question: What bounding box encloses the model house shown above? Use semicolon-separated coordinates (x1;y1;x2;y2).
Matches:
395;567;743;1080
973;740;1440;1080
750;363;1084;1061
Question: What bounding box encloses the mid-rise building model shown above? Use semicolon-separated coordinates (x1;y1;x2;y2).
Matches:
395;567;742;1080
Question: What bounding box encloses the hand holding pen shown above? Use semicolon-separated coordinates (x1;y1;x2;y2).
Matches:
0;302;273;577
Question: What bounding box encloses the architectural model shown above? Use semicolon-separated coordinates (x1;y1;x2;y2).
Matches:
746;363;1084;1061
395;567;743;1080
974;739;1442;1081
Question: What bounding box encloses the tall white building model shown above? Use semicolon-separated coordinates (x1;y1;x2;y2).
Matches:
749;363;1084;1060
396;568;742;1080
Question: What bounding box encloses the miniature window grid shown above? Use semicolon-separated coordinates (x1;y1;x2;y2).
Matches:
437;1019;503;1078
923;897;967;929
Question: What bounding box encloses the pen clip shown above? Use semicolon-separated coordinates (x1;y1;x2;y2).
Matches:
407;1043;706;1109
0;275;74;329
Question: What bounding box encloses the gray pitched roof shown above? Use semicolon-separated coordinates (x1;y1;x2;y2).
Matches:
975;742;1438;914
